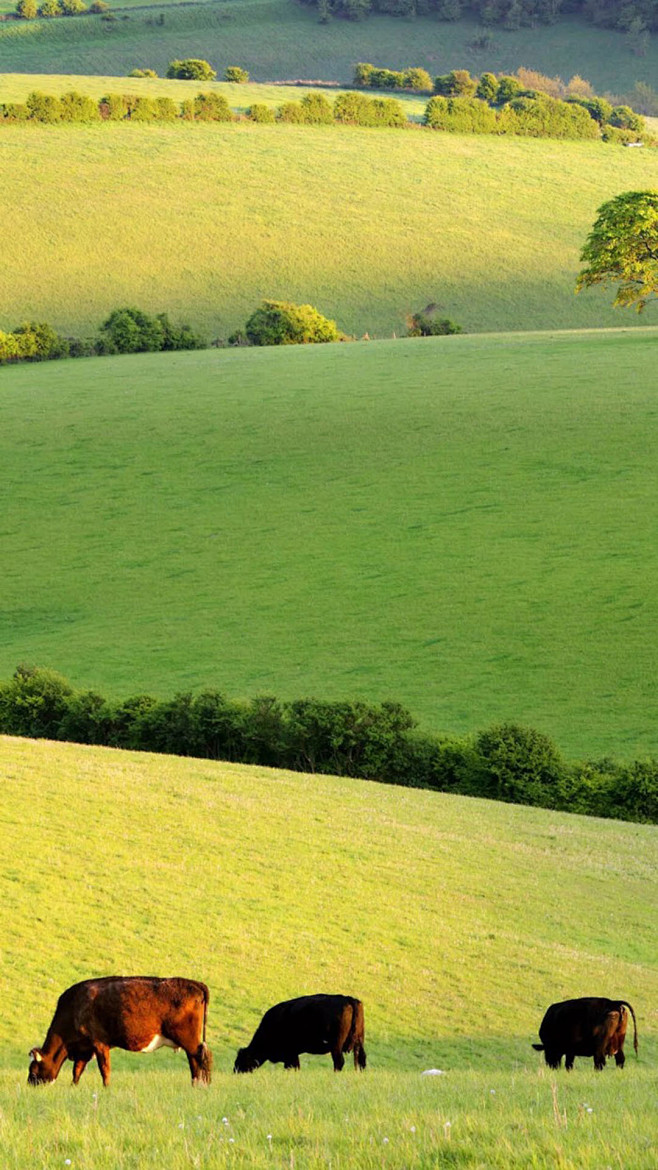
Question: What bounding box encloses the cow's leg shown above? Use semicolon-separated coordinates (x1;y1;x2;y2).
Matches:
593;1053;606;1071
545;1050;561;1070
187;1043;212;1085
284;1055;300;1070
93;1044;111;1087
331;1049;345;1072
614;1049;625;1068
72;1057;91;1085
564;1052;575;1072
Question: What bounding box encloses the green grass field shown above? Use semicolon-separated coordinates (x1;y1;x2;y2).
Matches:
1;117;658;341
2;330;658;760
1;734;656;1167
0;0;657;94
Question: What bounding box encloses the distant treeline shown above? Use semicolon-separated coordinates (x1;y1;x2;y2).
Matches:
1;666;656;826
305;0;658;35
0;307;204;366
0;86;649;143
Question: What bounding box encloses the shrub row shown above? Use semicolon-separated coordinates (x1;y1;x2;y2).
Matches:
1;666;657;826
424;93;601;139
0;90;235;124
0;307;204;366
15;0;107;17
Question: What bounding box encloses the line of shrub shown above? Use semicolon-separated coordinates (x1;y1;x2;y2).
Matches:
0;307;204;366
2;666;656;826
15;0;107;17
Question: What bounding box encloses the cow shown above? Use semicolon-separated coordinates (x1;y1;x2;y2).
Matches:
28;976;212;1087
532;996;638;1071
234;994;366;1073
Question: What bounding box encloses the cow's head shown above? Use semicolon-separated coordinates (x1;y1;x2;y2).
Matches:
233;1047;261;1074
27;1048;55;1085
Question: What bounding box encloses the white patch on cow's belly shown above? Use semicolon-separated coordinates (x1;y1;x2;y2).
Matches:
140;1034;178;1053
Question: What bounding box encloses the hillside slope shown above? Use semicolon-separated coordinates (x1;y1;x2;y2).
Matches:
2;330;658;758
2;734;656;1062
0;0;657;93
1;119;658;340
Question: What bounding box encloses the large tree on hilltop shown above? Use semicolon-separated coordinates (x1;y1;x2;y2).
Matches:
576;190;658;312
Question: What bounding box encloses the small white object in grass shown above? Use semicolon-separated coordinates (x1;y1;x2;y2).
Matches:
267;1134;273;1141
410;1125;416;1133
443;1121;452;1139
229;1138;235;1144
65;1162;72;1167
421;1068;445;1076
222;1117;229;1125
178;1122;184;1129
490;1089;496;1095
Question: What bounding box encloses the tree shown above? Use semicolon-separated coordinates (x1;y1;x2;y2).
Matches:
240;300;345;346
576;191;658;312
224;66;249;82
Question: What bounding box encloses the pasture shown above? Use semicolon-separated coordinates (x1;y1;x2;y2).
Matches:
0;734;656;1166
2;330;658;759
0;0;657;94
1;117;658;340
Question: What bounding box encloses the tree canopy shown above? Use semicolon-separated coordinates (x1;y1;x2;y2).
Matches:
576;190;658;312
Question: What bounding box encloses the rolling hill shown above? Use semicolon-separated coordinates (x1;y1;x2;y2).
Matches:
1;112;657;341
2;330;658;760
0;733;656;1166
0;0;657;94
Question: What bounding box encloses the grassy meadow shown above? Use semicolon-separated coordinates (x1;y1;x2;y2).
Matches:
0;0;657;94
1;116;658;340
2;330;658;760
0;734;656;1167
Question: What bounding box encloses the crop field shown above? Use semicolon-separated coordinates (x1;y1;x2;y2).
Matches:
0;734;656;1167
3;329;658;760
1;0;657;93
1;118;658;341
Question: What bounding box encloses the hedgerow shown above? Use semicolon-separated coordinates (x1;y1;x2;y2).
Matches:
0;307;205;366
1;666;656;825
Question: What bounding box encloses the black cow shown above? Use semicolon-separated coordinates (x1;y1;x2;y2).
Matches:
234;994;366;1073
533;996;638;1071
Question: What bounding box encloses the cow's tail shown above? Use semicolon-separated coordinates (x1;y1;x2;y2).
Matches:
619;1001;638;1055
198;983;213;1083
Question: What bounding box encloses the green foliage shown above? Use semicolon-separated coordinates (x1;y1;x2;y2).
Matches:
59;0;86;13
15;0;37;17
88;0;108;9
496;74;524;103
403;67;433;91
59;90;100;121
192;91;232;121
567;94;613;124
434;69;478;96
0;665;73;738
475;70;498;101
247;102;276;123
464;722;567;807
224;65;249;83
332;90;406;126
498;94;599;138
129;95;157;121
244;299;345;345
98;92;130;119
609;104;645;133
0;102;29;122
278;92;335;124
25;90;62;121
129;67;158;78
37;0;61;14
576;189;658;311
166;58;216;81
353;61;375;86
424;93;497;131
407;305;463;335
12;320;69;359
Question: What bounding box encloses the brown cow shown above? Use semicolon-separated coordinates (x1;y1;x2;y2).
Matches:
234;994;366;1073
28;976;212;1086
532;996;638;1071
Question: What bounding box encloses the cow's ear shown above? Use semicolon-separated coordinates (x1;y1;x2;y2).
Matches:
29;1048;43;1062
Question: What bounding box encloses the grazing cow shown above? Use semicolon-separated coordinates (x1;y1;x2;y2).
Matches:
234;994;366;1073
28;976;212;1087
532;997;638;1071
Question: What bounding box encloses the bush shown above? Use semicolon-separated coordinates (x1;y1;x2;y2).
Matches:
224;66;249;83
60;0;87;13
166;59;216;81
567;95;613;124
424;94;496;133
37;0;62;13
192;92;232;121
99;93;130;120
25;91;62;122
89;0;109;10
499;95;599;139
59;91;100;122
463;723;567;808
403;67;433;92
353;62;375;87
434;69;477;97
475;71;498;101
129;68;158;78
247;103;275;123
12;321;69;359
0;102;30;122
244;300;345;346
130;96;157;121
333;91;373;124
407;305;462;335
99;307;165;353
15;0;37;17
495;75;523;103
156;313;205;350
608;104;645;133
277;100;307;124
